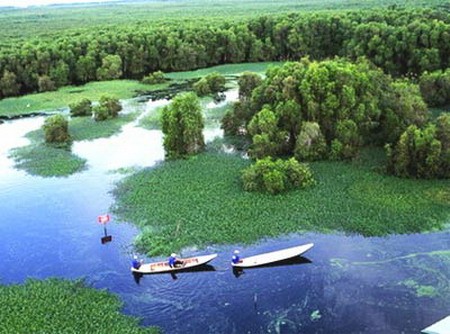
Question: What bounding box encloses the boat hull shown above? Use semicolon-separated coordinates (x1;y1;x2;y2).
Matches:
232;243;314;268
131;253;217;274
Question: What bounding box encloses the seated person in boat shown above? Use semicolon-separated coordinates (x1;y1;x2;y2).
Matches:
231;250;242;264
169;253;184;268
132;255;143;269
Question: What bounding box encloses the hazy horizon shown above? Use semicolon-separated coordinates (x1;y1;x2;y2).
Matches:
0;0;118;8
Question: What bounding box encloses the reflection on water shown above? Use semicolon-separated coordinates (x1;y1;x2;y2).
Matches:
0;96;449;334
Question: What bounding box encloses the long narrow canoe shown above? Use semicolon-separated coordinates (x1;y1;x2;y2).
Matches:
232;243;314;268
131;253;217;274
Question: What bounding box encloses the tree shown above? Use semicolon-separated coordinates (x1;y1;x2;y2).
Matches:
96;55;123;81
0;70;21;97
69;98;92;117
248;107;287;159
419;69;450;107
38;75;56;92
43;114;70;143
93;96;122;121
161;92;205;159
238;72;262;100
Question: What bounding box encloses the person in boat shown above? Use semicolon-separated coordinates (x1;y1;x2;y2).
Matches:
231;250;242;264
168;253;184;268
132;255;143;269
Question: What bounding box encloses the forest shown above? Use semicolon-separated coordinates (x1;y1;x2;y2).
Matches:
0;6;449;100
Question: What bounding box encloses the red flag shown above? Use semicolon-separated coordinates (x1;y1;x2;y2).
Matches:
98;214;110;224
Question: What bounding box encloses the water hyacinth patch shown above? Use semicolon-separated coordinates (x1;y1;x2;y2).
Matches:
112;149;450;256
0;278;160;333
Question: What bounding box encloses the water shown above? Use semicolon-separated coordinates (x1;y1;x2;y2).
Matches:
0;96;449;334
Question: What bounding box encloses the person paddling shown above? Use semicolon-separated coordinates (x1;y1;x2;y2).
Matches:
132;255;143;269
168;253;184;268
231;250;242;264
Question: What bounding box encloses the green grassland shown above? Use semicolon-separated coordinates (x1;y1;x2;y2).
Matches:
112;147;450;256
0;0;446;40
0;80;166;117
0;278;159;333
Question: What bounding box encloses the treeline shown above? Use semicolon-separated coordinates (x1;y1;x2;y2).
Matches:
0;7;449;99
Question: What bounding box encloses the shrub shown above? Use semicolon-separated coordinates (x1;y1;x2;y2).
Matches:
142;71;166;85
93;96;122;121
42;114;70;143
69;98;92;117
193;72;226;96
242;157;315;194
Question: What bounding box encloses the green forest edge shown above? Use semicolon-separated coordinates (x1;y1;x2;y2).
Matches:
0;278;160;333
9;112;137;177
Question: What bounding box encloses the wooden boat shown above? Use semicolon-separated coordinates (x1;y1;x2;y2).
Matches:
131;253;217;274
232;243;314;268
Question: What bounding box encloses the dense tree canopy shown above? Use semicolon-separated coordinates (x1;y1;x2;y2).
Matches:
161;92;205;159
0;8;448;99
226;58;426;161
386;113;450;178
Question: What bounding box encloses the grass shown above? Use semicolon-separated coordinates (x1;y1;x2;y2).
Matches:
165;62;283;80
112;147;450;256
0;80;166;117
0;278;159;333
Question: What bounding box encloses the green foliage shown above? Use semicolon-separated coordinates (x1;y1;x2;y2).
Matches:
0;278;159;333
386;117;450;178
294;121;327;161
330;120;361;160
112;150;450;256
93;96;122;121
43;114;70;143
193;72;226;96
69;98;92;117
238;72;263;100
0;70;20;97
38;75;56;92
419;69;450;107
242;157;315;194
142;71;167;84
96;54;123;81
380;80;429;143
248;107;287;159
161;92;205;159
2;6;448;99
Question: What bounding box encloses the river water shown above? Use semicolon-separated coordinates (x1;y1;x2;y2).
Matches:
0;93;449;334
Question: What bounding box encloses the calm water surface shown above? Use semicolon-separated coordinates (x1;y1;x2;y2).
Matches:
0;96;449;334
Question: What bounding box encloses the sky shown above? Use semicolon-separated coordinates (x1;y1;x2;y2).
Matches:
0;0;115;8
